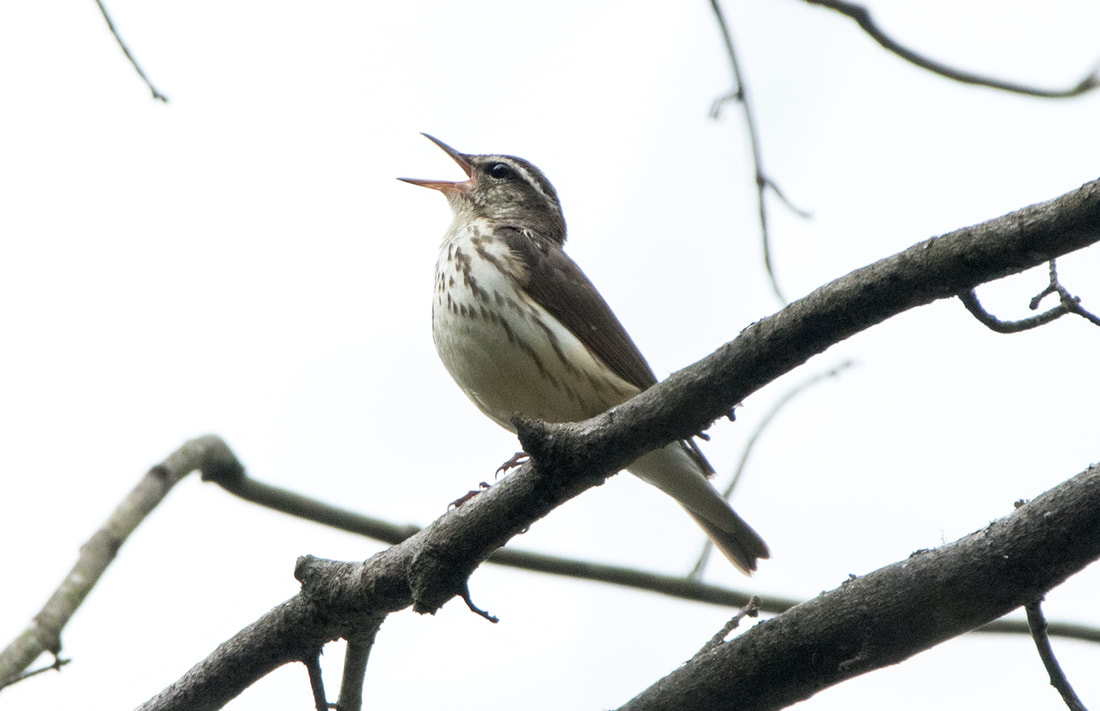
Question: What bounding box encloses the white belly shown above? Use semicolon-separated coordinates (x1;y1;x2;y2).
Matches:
432;222;638;432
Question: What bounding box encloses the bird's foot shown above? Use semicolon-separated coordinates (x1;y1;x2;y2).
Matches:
495;451;530;477
449;481;490;508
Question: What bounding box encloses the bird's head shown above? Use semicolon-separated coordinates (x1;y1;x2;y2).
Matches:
400;134;566;243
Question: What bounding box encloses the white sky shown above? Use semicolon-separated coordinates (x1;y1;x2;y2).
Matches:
2;1;1099;709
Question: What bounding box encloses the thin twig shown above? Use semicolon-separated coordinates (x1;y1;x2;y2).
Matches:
0;656;70;692
806;0;1100;99
203;462;766;608
459;584;499;624
203;460;1100;644
710;0;810;304
690;360;855;578
1029;260;1100;325
93;0;169;102
1025;599;1089;711
959;289;1069;332
696;596;761;655
1041;260;1100;327
337;625;381;711
766;177;813;219
304;651;331;711
960;259;1100;332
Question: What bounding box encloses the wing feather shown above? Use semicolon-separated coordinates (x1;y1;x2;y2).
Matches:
499;226;717;478
498;226;657;392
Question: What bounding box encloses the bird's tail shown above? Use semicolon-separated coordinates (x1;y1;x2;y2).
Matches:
627;442;770;575
683;507;770;575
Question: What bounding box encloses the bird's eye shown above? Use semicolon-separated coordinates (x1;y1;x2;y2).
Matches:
488;163;512;180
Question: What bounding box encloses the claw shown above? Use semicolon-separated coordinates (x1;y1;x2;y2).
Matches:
496;451;530;476
449;481;490;508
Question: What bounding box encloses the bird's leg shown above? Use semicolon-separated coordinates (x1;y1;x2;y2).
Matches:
496;451;530;477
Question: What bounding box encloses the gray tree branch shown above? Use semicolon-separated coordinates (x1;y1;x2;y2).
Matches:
0;435;240;690
135;177;1100;709
620;462;1100;711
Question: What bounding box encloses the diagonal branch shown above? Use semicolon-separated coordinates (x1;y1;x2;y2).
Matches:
93;0;169;102
0;435;240;690
144;457;1100;711
516;177;1100;474
1025;600;1089;711
806;0;1100;98
137;178;1100;710
620;462;1100;710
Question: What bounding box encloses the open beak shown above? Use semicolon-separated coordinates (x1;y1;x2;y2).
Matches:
398;133;473;192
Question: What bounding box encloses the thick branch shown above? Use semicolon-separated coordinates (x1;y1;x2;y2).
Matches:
137;597;350;711
620;463;1100;710
139;179;1100;709
518;178;1100;476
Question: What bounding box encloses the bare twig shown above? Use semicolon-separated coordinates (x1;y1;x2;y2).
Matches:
960;289;1069;332
697;596;761;655
0;656;70;693
459;584;499;624
690;360;854;577
337;625;381;711
163;466;1100;644
806;0;1100;98
93;0;169;102
709;0;810;304
960;259;1100;332
201;461;422;544
1025;599;1089;711
304;651;331;711
1035;262;1100;326
0;435;240;689
201;462;766;607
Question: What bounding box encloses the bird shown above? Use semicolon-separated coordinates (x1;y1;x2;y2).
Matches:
399;134;769;574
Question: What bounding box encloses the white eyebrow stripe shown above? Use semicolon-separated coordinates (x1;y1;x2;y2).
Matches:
494;155;561;210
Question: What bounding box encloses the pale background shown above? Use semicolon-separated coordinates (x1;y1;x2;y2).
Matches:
2;1;1099;709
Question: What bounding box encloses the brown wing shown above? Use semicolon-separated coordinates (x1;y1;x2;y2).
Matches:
498;226;658;391
499;227;717;477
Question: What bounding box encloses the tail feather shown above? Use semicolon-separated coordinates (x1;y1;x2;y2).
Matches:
627;441;770;575
684;508;770;575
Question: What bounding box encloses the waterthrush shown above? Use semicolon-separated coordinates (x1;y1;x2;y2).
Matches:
400;135;769;574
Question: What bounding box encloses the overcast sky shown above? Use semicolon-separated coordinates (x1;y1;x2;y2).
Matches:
2;2;1099;709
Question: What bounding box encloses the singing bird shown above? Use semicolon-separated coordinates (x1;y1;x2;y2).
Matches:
400;135;769;573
